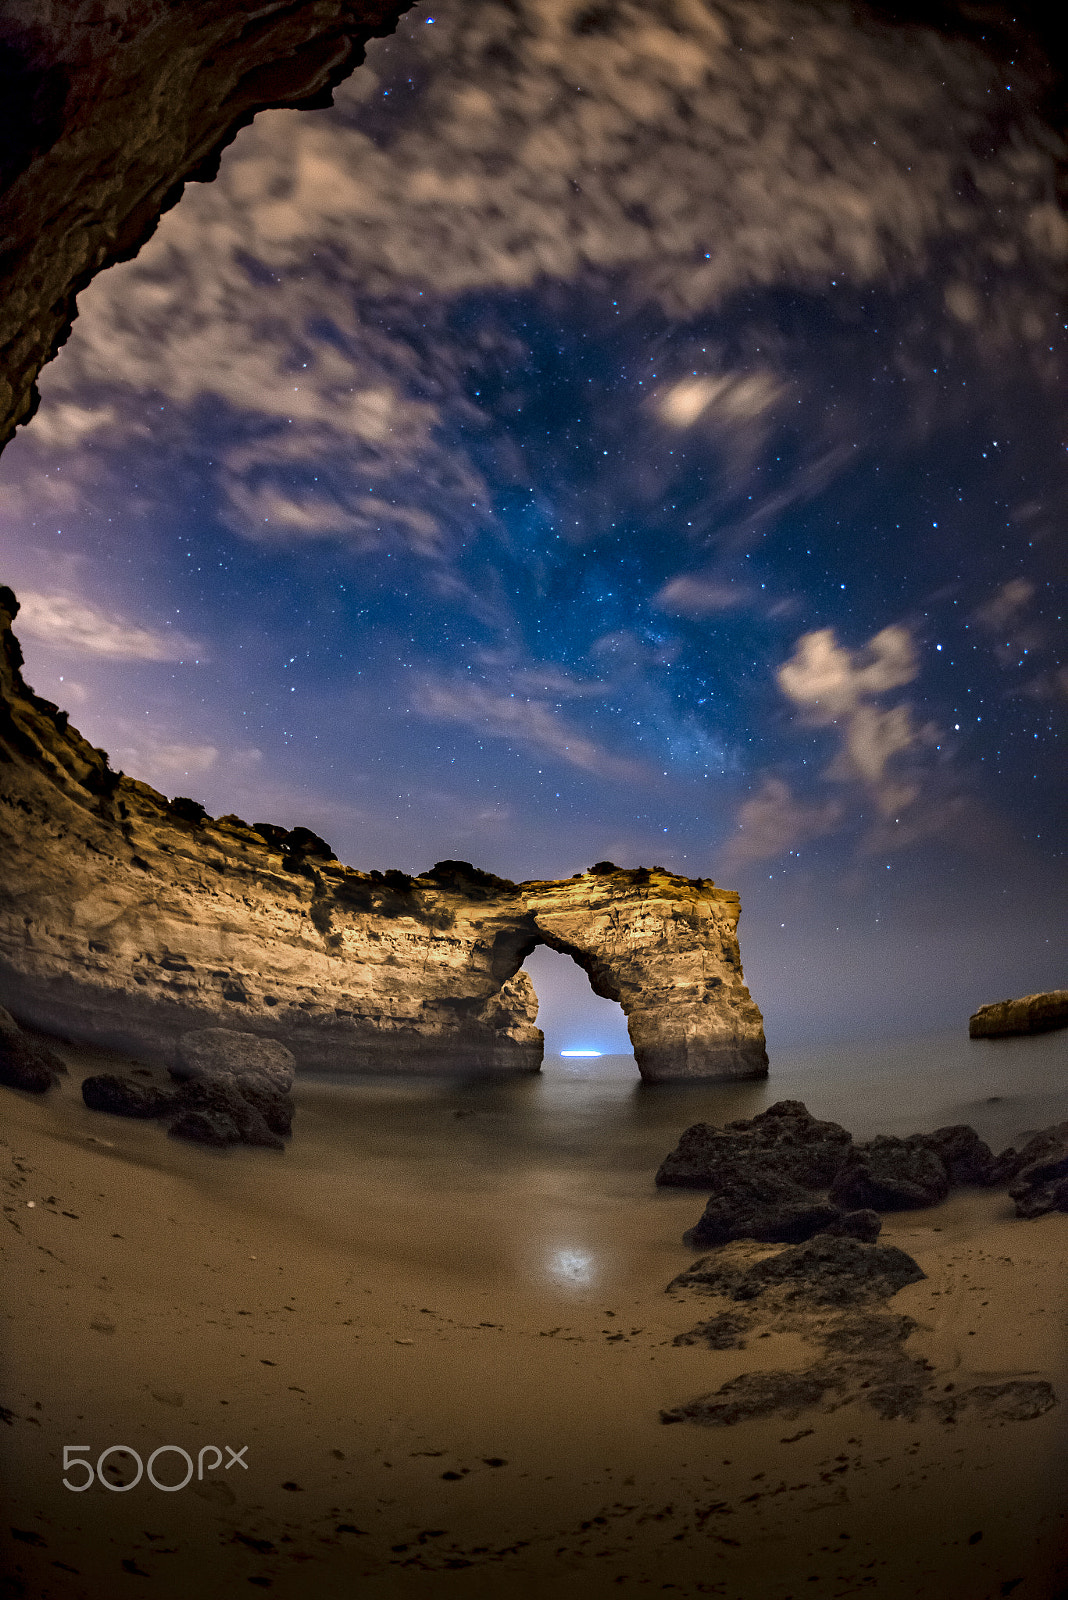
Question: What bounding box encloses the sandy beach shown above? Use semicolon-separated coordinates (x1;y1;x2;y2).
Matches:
2;1039;1067;1600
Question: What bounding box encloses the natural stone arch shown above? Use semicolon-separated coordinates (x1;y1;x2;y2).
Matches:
0;596;767;1081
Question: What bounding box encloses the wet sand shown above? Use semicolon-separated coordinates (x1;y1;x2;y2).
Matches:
2;1039;1068;1600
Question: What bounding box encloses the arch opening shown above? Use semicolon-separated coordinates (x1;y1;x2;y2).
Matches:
520;943;634;1074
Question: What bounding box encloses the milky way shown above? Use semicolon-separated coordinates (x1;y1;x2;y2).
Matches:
0;0;1063;1044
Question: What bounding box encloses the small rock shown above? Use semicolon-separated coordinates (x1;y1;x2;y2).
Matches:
683;1170;841;1248
669;1234;925;1307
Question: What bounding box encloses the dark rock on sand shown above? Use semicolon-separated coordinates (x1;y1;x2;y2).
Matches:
173;1028;296;1094
821;1208;883;1243
683;1169;841;1248
969;990;1068;1038
171;1077;285;1150
829;1135;950;1211
168;1108;243;1148
668;1234;925;1307
237;1079;295;1137
912;1124;1002;1187
657;1099;853;1190
81;1074;172;1118
0;1027;66;1093
1006;1122;1068;1218
672;1311;751;1349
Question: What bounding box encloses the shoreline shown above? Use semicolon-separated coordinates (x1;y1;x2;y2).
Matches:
2;1039;1067;1599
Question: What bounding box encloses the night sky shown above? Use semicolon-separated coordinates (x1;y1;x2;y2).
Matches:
0;0;1064;1050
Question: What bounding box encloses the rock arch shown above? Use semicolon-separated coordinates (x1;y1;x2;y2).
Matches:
0;592;767;1081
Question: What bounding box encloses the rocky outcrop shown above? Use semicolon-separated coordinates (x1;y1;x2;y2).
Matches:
0;591;768;1082
658;1099;1068;1246
0;0;410;451
969;990;1068;1038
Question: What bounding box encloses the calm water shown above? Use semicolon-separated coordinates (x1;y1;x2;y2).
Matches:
62;1026;1066;1302
287;1027;1068;1183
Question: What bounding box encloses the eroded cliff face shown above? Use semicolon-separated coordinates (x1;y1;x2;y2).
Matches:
0;0;409;450
0;590;767;1081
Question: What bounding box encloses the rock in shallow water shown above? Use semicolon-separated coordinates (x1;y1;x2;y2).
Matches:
656;1099;853;1190
969;990;1068;1038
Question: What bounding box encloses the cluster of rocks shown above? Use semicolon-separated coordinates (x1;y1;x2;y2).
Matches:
0;1006;68;1092
78;1028;296;1151
657;1098;1068;1232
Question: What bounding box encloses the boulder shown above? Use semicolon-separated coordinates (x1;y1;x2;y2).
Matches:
237;1079;295;1137
829;1135;950;1211
174;1028;296;1093
910;1124;1001;1186
683;1169;842;1248
81;1074;172;1118
657;1099;853;1190
1006;1122;1068;1218
0;1030;66;1093
171;1077;285;1150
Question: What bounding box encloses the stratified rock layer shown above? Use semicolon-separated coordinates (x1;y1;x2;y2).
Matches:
969;990;1068;1038
0;591;767;1082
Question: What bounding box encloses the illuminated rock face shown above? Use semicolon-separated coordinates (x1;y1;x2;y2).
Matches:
0;592;768;1082
0;0;409;451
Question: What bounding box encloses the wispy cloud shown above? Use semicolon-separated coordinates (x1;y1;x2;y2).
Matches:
415;679;641;780
655;574;751;616
13;591;201;662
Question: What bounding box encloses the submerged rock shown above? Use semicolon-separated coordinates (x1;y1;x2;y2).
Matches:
81;1074;172;1118
970;990;1068;1038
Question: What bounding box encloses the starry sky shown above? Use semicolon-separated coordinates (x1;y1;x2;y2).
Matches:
0;0;1064;1050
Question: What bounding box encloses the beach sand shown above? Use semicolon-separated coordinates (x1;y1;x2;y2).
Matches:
2;1041;1067;1600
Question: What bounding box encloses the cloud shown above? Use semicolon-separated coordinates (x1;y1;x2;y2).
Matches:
777;624;929;816
112;742;220;782
13;592;201;662
778;625;918;723
726;777;842;865
415;679;641;780
15;0;1062;565
655;574;750;616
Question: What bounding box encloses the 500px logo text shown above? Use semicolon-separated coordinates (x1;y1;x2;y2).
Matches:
62;1444;249;1491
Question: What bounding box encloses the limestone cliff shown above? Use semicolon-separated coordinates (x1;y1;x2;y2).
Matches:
0;589;767;1081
